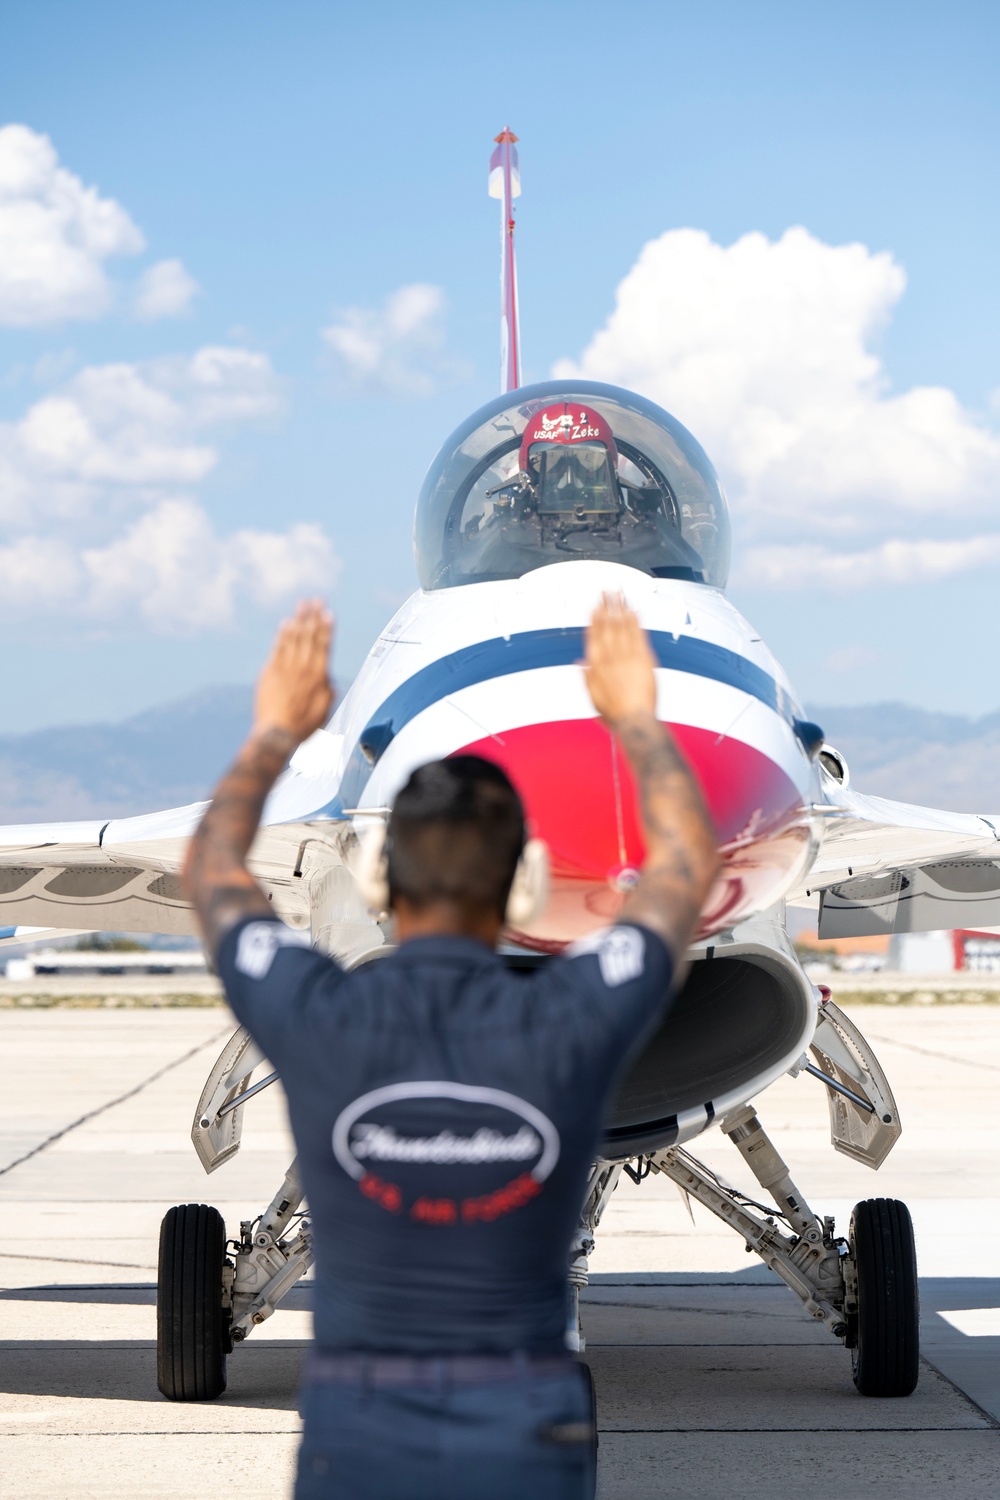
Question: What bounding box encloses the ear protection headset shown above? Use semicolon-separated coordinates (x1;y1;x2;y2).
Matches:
353;823;550;929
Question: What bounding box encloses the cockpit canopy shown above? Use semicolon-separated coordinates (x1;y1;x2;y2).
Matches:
414;380;731;591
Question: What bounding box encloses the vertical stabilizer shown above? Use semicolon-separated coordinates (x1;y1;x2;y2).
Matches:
489;127;522;393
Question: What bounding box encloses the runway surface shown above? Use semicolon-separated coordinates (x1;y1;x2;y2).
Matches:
1;1000;997;1497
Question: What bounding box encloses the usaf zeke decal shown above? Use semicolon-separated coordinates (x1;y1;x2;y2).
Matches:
531;410;603;444
332;1081;560;1227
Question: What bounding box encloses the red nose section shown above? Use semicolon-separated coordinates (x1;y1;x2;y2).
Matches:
456;719;809;946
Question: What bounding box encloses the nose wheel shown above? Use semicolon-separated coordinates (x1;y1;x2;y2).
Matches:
157;1203;232;1401
847;1197;919;1397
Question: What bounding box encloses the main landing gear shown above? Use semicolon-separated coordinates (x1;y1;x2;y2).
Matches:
156;1164;312;1402
568;1000;919;1400
157;1203;232;1401
848;1197;919;1397
571;1127;920;1399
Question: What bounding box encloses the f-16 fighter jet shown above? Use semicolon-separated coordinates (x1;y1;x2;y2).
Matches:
4;128;994;1407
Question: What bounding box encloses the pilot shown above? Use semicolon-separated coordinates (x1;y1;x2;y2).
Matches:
519;401;621;516
183;595;718;1500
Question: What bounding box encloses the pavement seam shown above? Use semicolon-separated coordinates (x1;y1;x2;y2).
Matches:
0;1253;156;1270
598;1424;996;1432
0;1023;232;1179
0;1281;159;1291
0;1430;298;1437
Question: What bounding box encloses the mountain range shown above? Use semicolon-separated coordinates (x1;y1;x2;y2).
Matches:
2;688;1000;825
0;686;255;824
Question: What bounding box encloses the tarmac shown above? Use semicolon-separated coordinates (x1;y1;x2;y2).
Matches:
1;990;998;1498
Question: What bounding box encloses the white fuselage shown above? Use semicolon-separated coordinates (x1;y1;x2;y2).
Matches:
314;559;822;949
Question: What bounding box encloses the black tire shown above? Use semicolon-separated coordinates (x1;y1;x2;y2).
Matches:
849;1197;919;1397
157;1203;231;1401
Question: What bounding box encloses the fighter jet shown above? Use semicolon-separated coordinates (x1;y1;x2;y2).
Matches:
2;129;996;1407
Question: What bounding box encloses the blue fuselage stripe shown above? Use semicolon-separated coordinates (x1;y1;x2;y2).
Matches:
326;627;792;815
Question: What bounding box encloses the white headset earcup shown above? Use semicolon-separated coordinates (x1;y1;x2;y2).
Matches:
354;825;391;917
504;838;550;928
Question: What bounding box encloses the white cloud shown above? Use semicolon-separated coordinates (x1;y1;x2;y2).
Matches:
0;127;335;633
0;349;338;631
134;258;200;320
0;499;338;634
0;346;282;528
743;534;1000;591
557;226;1000;589
0;124;145;325
322;283;458;395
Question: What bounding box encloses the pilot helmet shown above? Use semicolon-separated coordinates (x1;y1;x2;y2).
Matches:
519;402;620;515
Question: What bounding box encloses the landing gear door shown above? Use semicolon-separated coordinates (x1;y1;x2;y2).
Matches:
810;1001;901;1170
191;1027;267;1174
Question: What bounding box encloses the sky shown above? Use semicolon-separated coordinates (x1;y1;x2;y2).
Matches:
0;0;998;732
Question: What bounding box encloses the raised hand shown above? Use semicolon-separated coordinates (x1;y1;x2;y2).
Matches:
185;599;336;956
254;599;335;746
582;592;718;961
583;593;658;726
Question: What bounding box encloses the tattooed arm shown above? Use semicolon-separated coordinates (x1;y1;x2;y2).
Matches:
583;594;719;961
183;601;335;959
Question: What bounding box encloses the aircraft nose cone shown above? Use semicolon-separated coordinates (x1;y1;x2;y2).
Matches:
455;716;811;943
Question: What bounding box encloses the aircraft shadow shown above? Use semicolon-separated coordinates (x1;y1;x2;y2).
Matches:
0;1337;306;1409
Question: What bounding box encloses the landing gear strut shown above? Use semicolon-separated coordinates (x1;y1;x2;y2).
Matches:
572;1100;920;1399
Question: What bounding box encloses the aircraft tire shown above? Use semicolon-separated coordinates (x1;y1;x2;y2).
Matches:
849;1197;919;1397
157;1203;231;1401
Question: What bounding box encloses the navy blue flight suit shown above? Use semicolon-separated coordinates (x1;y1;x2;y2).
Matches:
217;918;674;1499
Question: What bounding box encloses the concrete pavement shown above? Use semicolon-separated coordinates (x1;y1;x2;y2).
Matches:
1;1001;998;1497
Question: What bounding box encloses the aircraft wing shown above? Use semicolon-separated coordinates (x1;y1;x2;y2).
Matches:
791;775;1000;938
0;729;358;942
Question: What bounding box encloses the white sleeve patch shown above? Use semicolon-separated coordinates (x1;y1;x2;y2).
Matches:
566;926;646;988
235;921;311;980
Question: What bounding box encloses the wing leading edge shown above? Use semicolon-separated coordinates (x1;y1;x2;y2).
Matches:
794;774;1000;938
0;736;352;940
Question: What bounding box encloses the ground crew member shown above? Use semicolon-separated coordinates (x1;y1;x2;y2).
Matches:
183;593;719;1500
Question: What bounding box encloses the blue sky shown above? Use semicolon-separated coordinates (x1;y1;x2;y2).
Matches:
0;0;998;731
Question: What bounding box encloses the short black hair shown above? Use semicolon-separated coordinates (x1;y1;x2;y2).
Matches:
387;756;525;917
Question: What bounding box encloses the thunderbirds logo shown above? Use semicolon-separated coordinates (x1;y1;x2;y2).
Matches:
350;1123;541;1165
332;1081;560;1227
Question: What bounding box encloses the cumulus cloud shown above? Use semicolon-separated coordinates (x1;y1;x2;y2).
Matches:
0;124;145;325
557;226;1000;589
0;345;283;528
0;349;338;631
323;283;460;395
133;258;200;320
0;126;335;632
743;534;1000;591
0;500;337;633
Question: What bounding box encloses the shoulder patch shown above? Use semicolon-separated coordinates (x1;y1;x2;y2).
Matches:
566;926;646;987
235;921;310;980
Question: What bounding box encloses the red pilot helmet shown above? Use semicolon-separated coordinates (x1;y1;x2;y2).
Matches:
519;402;618;474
